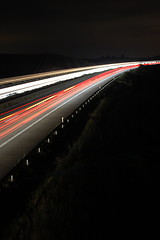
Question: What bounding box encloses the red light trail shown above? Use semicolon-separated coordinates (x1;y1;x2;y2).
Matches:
0;65;140;140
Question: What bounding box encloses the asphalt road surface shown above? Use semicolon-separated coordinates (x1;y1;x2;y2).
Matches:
0;61;159;180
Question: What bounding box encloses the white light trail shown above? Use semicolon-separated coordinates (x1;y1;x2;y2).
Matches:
0;60;159;100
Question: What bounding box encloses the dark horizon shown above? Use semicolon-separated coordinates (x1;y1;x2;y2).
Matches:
0;52;160;60
0;50;159;61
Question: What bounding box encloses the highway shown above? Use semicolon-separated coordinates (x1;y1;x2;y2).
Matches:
0;61;160;180
0;62;141;99
0;61;148;86
1;61;158;98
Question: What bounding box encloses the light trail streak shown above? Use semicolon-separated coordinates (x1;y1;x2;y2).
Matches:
0;64;120;99
0;92;57;116
1;61;159;100
1;62;160;142
0;88;76;133
63;86;75;92
0;61;160;181
0;65;132;148
0;68;119;121
25;95;56;111
0;65;138;141
0;61;146;86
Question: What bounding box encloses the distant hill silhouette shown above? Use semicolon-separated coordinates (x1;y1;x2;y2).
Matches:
0;54;78;78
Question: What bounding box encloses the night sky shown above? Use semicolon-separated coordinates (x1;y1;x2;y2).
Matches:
0;0;160;58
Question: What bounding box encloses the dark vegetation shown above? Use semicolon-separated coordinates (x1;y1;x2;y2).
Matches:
1;64;160;239
0;53;160;78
